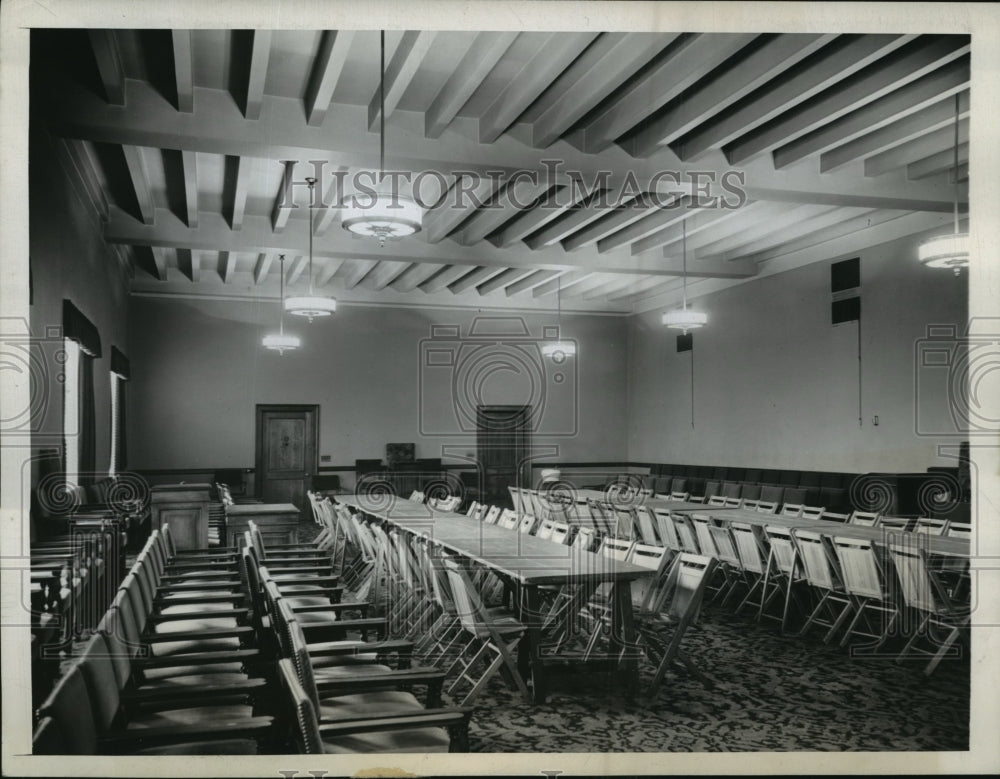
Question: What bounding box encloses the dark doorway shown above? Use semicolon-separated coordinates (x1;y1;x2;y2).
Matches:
476;405;531;506
255;404;319;517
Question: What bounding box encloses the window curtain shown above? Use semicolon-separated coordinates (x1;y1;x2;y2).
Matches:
63;300;101;485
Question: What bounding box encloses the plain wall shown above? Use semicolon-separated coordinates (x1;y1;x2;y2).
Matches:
28;128;130;479
627;231;968;473
126;298;630;479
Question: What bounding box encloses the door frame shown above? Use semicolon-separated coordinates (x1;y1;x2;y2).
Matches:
476;404;532;503
254;404;320;502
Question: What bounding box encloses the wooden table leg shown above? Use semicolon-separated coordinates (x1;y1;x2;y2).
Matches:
611;582;640;700
519;584;546;703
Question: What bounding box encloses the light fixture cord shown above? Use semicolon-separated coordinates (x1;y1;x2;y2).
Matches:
681;219;689;312
308;180;315;294
379;30;385;181
952;93;960;236
278;254;286;335
557;275;561;333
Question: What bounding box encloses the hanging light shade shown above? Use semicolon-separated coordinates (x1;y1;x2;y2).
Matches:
918;94;969;276
541;275;576;359
263;255;300;354
286;177;337;320
342;31;423;246
662;219;707;333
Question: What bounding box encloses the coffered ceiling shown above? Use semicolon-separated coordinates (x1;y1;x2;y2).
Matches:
33;29;970;313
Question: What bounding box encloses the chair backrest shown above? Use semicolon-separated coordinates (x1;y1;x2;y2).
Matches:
945;522;971;537
634;507;660;545
549;522;571;546
877;516;911;532
37;664;98;754
435;495;462;512
598;535;634;562
535;518;556;540
820;511;850;523
791;529;842;591
409;490;425;503
741;499;760;512
571;525;596;552
729;522;768;575
849;510;880;527
508;486;523;515
670;491;690;502
689;513;717;558
670;513;701;555
755;500;778;514
627;542;672;611
722;497;743;508
441;556;500;639
708;523;740;568
704;480;721;499
759;485;785;505
832;537;885;599
465;500;480;517
76;632;122;735
914;517;949;536
707;495;727;507
800;505;825;520
763;526;798;576
781;503;804;517
517;514;537;534
277;657;323;754
886;537;954;614
497;508;518;529
483;505;501;525
653;553;718;624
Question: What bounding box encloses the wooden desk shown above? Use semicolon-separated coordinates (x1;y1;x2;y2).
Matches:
149;483;211;550
337;493;654;702
225;503;300;548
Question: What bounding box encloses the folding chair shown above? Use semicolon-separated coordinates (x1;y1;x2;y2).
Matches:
877;516;912;532
762;525;810;634
819;511;850;523
482;505;501;525
848;511;880;527
633;506;660;545
831;536;900;650
914;517;949;536
670;512;701;555
729;522;783;621
781;503;804;517
755;501;778;514
790;529;855;642
800;505;826;520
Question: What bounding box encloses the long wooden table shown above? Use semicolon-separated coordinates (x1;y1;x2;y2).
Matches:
336;493;656;702
671;506;970;558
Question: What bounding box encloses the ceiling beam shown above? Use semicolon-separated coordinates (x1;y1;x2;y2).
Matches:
561;195;656;252
865;118;968;176
725;37;970;164
582;276;643;300
369;31;436;129
478;32;599;144
388;262;445;292
190;250;201;283
476;268;533;296
530;32;674;149
485;186;576;248
181;150;198;228
253;252;273;284
315;257;345;287
58;138;109;222
451;178;551;246
286;255;306;285
304;30;355;127
676;34;915;161
596;196;695;253
694;204;833;257
171;30;194;113
711;207;870;260
227;156;252;230
423;174;503;243
47;77;962;212
342;259;379;289
774;56;969;169
907;143;969;180
425;32;518;139
358;260;410;291
505;269;563;297
522;192;612;250
607;275;675;302
449;266;505;294
533;271;596;298
149;245;168;281
622;33;837;158
654;256;759;279
243;31;272;121
569;33;757;154
739;208;903;264
820;89;970;173
121;145;155;225
419;264;477;293
628;205;747;256
220;251;237;283
87;30;125;106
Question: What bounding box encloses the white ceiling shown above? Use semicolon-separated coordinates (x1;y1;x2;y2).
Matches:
35;29;970;314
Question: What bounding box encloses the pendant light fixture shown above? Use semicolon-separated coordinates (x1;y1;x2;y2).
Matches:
262;255;301;354
341;30;422;246
917;94;969;276
540;274;576;359
285;177;337;320
662;220;707;333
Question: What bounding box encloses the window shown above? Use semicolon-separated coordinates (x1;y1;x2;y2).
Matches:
62;300;101;487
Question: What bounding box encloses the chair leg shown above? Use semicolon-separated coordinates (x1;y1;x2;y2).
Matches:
925;621;966;676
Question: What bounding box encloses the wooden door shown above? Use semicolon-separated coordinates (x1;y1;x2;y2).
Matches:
477;405;531;506
255;404;318;516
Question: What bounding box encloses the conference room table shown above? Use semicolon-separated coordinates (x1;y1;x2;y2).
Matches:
335;493;656;703
670;506;970;558
566;488;731;514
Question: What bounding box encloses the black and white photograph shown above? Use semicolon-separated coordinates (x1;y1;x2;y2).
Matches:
1;1;998;775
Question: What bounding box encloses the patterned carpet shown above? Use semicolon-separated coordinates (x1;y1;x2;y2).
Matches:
304;517;970;753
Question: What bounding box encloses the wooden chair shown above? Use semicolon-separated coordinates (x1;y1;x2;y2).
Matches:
914;517;949;536
877;516;911;532
670;491;691;502
496;508;518;530
670;512;701;555
886;537;970;675
800;505;825;520
819;511;850;523
848;511;880;527
440;556;529;705
635;553;719;698
762;525;809;634
831;536;900;650
706;496;727;507
790;529;854;643
755;501;778;515
729;522;783;621
780;503;804;517
482;505;501;525
722;497;743;508
741;499;760;512
632;505;660;544
945;522;971;538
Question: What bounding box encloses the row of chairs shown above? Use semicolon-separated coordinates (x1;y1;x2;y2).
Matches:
651;508;969;675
